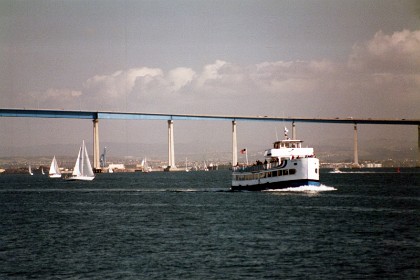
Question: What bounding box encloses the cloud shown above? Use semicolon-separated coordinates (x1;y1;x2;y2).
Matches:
44;88;82;99
191;60;249;97
345;30;420;114
196;60;227;87
249;59;336;94
81;58;338;102
27;88;82;103
14;88;83;110
84;67;164;97
168;67;196;91
348;29;420;74
24;29;419;118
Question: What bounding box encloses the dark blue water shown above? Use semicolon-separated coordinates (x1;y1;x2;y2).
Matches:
0;169;419;279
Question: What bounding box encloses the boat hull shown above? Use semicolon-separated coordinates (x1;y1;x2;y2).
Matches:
231;179;320;191
65;176;95;181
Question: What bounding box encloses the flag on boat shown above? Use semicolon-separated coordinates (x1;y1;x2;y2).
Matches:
240;148;247;154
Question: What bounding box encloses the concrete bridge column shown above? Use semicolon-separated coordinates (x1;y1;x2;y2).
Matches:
93;118;100;172
232;121;237;167
353;123;359;167
167;120;176;170
417;125;420;168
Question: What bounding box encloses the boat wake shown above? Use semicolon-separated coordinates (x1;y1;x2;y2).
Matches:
264;184;336;193
168;188;229;193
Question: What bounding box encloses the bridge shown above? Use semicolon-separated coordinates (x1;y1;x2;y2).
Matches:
1;108;419;170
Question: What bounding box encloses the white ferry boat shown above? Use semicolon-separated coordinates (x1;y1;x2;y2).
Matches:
231;139;320;191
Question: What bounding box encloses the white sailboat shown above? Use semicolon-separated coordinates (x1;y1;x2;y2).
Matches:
28;165;33;175
66;140;95;181
142;158;152;173
49;156;62;178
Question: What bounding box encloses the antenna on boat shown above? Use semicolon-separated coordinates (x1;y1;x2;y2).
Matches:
281;112;287;140
275;127;279;141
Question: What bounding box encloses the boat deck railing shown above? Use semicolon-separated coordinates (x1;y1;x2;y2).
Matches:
233;162;282;173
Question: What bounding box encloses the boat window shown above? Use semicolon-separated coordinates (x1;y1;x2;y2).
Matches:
283;170;289;175
315;168;318;174
289;169;296;175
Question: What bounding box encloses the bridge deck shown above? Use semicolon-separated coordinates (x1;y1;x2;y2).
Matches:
1;109;419;125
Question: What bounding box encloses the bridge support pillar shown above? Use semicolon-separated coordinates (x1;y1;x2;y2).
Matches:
353;123;360;168
165;120;176;171
232;121;237;167
417;125;420;168
93;118;101;172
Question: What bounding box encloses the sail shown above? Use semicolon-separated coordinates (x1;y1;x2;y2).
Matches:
72;146;82;176
142;157;151;172
49;156;61;175
82;141;94;177
49;157;56;174
54;158;61;174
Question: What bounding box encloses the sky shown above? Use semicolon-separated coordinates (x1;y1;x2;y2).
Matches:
0;0;419;161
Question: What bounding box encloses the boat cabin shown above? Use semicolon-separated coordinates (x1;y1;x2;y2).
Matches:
273;140;303;149
264;139;314;160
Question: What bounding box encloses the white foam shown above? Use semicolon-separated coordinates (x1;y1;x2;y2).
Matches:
264;184;337;192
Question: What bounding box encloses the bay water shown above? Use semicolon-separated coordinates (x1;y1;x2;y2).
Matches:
0;169;418;279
